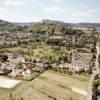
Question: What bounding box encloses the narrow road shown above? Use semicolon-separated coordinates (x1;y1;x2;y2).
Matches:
86;73;95;100
86;44;100;100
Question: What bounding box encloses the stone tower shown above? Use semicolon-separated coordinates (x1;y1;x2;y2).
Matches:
72;49;78;63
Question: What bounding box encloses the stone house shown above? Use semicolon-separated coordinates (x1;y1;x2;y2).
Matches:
52;50;93;73
68;50;92;73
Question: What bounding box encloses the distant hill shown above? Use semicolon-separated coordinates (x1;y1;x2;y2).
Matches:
0;19;24;32
23;19;72;33
0;19;100;33
13;22;35;27
72;23;100;28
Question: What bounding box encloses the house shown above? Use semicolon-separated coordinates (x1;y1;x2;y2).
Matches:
0;63;11;75
52;49;93;73
68;50;92;73
0;68;8;75
85;43;94;49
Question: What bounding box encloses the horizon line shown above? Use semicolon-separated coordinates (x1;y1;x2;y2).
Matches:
1;18;100;24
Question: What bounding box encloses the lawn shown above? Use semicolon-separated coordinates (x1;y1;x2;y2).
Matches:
0;70;89;100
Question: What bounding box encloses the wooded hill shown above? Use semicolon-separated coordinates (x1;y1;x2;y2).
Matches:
0;19;24;32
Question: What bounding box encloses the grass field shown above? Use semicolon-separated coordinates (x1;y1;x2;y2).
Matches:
0;70;89;100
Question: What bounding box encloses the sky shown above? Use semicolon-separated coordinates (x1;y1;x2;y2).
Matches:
0;0;100;23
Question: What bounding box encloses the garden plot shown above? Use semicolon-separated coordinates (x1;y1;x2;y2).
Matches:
0;76;21;89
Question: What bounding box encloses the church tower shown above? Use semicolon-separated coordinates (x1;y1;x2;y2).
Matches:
72;49;78;63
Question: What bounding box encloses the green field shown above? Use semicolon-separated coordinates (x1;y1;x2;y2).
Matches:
0;70;89;100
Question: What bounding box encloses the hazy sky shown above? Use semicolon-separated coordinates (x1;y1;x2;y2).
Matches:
0;0;100;23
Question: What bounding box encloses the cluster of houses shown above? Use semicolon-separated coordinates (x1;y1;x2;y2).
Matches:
0;53;47;80
69;50;92;73
0;50;93;80
0;32;19;46
52;49;93;73
0;32;32;46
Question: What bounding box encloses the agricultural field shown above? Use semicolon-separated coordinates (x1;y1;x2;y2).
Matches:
0;70;89;100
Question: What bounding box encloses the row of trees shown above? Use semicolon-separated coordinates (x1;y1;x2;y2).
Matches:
93;78;100;100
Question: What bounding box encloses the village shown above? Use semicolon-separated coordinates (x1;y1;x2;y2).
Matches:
0;31;98;81
0;0;100;99
0;21;99;100
0;33;93;77
0;53;49;80
0;49;92;79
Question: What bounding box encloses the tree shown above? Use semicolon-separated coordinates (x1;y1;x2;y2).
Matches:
0;55;8;62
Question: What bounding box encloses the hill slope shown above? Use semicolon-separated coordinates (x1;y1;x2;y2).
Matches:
0;19;23;32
